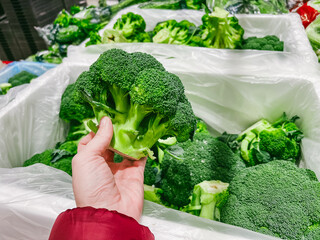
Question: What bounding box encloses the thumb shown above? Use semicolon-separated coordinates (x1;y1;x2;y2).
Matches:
85;117;113;155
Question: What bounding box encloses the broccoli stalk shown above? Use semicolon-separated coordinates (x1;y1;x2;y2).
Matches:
197;7;244;49
75;49;196;160
184;180;229;220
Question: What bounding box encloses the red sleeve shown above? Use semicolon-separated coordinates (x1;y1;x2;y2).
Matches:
49;207;155;240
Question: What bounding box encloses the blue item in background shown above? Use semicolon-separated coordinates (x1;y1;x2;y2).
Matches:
0;61;57;84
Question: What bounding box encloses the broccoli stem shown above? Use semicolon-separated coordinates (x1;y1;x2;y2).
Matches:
111;103;153;159
108;84;130;114
199;194;217;220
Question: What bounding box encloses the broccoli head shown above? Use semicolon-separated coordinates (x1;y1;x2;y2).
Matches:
113;12;146;40
183;180;229;220
144;157;161;186
60;83;94;122
8;71;38;87
197;7;244;49
237;113;303;166
241;35;284;51
160;131;244;207
152;20;196;45
220;160;320;240
73;49;196;160
23;149;73;176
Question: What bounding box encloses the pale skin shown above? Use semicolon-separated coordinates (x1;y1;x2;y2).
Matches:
72;117;147;222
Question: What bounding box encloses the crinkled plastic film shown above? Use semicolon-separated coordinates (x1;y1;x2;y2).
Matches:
0;43;319;239
0;164;279;240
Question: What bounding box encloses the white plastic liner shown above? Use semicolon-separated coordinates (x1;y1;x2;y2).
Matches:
0;44;320;239
0;164;278;240
82;5;319;68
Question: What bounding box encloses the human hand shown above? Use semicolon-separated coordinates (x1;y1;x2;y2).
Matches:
72;117;147;221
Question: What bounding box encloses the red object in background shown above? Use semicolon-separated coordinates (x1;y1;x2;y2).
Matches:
2;61;13;65
296;3;319;28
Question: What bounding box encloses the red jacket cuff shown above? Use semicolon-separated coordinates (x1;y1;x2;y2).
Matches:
49;207;154;240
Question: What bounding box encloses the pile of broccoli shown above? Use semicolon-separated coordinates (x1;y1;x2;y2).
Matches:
143;119;246;211
241;35;284;51
94;9;284;52
0;71;38;95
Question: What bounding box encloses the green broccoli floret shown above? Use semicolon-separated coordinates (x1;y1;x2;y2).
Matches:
74;49;196;160
23;149;73;176
86;31;102;47
0;83;12;95
183;180;229;220
113;12;146;40
160;136;214;207
152;20;196;45
195;117;209;134
60;83;94;122
211;138;246;183
220;160;320;240
195;7;244;49
241;35;284;51
132;32;152;42
160;132;243;207
8;71;38;87
144;157;161;186
237;113;303;166
23;149;54;167
144;184;163;204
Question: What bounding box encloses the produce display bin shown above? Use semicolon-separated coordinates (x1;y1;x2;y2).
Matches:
0;44;319;239
0;61;57;109
87;6;319;70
